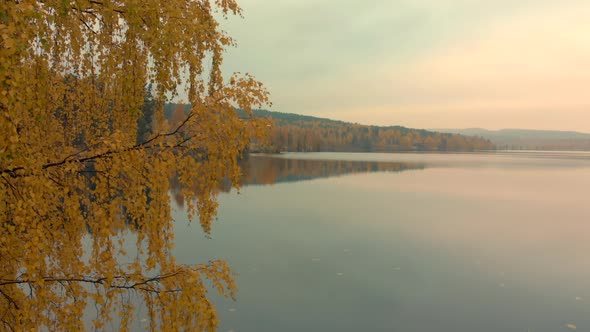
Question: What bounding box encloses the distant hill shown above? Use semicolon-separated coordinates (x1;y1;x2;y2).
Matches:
248;110;494;153
433;128;590;141
161;106;495;152
250;110;436;135
246;109;348;126
434;128;590;150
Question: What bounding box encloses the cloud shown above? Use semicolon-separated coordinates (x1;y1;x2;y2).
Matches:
314;3;590;130
221;0;590;131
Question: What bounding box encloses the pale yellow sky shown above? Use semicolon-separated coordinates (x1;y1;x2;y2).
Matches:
222;0;590;132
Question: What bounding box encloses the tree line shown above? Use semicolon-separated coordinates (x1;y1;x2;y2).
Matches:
247;110;495;152
161;107;496;153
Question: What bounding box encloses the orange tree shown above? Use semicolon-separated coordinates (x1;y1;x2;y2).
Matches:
0;0;269;330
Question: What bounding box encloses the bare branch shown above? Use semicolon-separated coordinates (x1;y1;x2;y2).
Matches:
0;90;237;179
0;289;19;310
0;267;200;295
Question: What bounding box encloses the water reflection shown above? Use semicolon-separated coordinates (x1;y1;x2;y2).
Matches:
171;155;426;207
237;155;426;186
172;151;590;208
171;152;590;332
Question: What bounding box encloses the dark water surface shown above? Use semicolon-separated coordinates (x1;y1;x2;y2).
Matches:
173;152;590;332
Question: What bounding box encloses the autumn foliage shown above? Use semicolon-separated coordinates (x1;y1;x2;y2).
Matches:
0;1;269;331
253;110;495;153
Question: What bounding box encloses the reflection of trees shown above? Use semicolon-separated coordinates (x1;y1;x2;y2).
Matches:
238;156;425;186
218;156;424;191
170;156;425;205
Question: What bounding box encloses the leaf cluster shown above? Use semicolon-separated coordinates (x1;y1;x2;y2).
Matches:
0;0;269;330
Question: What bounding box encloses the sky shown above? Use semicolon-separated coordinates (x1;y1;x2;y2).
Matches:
220;0;590;132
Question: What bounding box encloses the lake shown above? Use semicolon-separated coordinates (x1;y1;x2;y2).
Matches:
172;152;590;332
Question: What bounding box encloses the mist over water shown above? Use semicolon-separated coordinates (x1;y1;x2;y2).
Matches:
172;152;590;332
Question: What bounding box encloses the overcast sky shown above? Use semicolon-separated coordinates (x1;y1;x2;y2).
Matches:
220;0;590;132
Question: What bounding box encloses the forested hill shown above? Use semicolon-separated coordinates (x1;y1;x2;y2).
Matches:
434;128;590;150
247;109;495;152
163;105;495;152
246;109;347;126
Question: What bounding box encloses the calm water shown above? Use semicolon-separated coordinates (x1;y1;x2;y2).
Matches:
172;152;590;332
